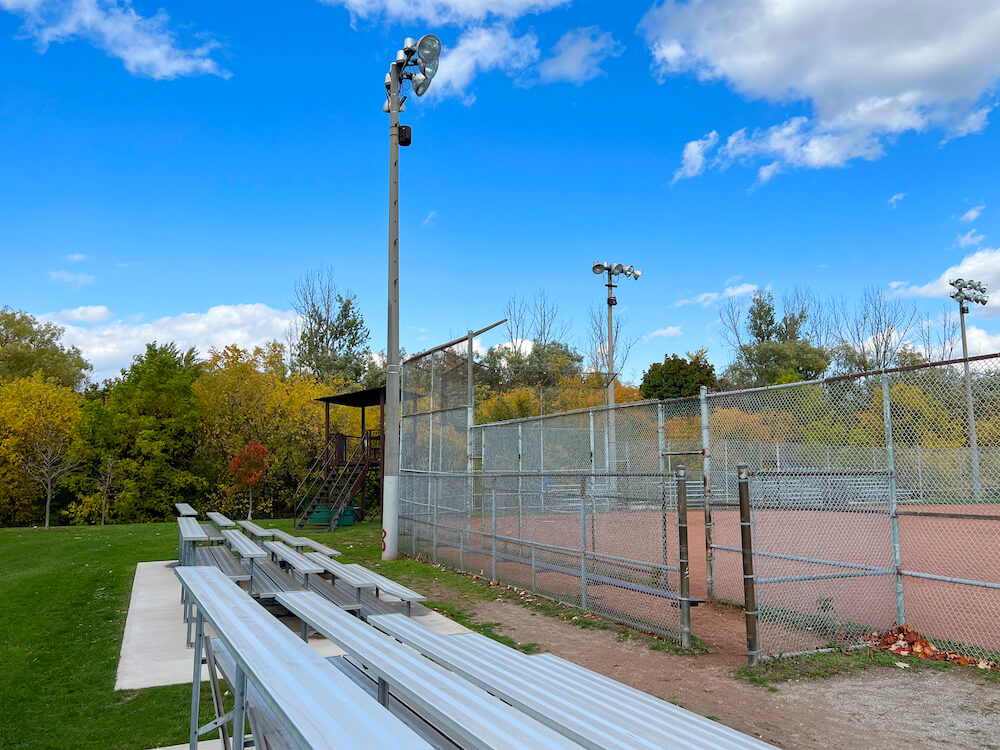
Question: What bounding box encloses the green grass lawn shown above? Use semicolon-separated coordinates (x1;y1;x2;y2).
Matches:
0;518;518;750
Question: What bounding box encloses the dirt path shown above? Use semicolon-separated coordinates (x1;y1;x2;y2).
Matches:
463;597;999;750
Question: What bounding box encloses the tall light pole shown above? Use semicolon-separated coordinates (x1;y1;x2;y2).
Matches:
949;277;988;502
592;261;642;472
383;34;441;561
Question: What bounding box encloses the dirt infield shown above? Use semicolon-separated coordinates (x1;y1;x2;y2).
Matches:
425;503;1000;658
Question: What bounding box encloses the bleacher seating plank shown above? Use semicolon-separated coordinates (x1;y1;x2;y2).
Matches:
206;511;236;528
198;522;225;543
222;529;266;559
370;614;776;750
175;566;431;749
175;503;198;517
276;591;581;750
238;520;275;540
194;546;251;582
298;539;342;558
263;541;324;575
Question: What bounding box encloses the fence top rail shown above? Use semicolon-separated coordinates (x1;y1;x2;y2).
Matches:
176;566;431;750
471;395;699;431
401;469;696;479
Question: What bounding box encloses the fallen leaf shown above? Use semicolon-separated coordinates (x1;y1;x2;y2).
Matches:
894;661;910;669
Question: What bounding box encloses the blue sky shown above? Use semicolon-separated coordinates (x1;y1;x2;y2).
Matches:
2;0;1000;382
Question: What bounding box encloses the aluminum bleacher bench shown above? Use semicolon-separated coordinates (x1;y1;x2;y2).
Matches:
263;541;361;615
221;528;267;596
174;502;198;517
276;591;582;750
198;522;225;544
343;563;427;616
206;511;236;528
370;614;778;750
193;545;250;583
297;538;342;557
238;520;275;541
269;528;310;549
304;552;376;603
175;566;431;749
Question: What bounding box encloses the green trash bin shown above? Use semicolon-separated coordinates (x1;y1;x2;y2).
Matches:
338;507;355;527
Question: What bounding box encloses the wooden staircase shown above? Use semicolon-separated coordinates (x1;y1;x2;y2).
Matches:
294;430;380;531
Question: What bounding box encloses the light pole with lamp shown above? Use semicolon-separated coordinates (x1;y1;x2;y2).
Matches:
592;261;642;472
949;277;988;502
382;34;441;561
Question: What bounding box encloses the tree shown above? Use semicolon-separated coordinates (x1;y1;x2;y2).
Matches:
0;374;83;528
640;349;719;400
229;441;269;520
0;308;91;389
831;287;919;373
721;291;830;387
287;268;371;384
67;399;120;525
103;343;207;521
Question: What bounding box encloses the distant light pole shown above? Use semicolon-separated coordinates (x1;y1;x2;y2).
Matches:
592;261;642;471
949;277;989;502
383;34;441;561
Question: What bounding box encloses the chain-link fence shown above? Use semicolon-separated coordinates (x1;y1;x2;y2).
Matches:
709;356;1000;661
401;339;1000;661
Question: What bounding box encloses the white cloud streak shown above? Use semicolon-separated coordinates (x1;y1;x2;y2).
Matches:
676;281;757;308
66;252;87;262
537;26;622;85
51;303;296;381
957;228;985;248
888;193;905;209
644;325;682;341
49;269;94;286
961;204;985;223
0;0;228;79
431;24;539;104
643;0;1000;182
45;304;113;324
891;246;1000;318
673;130;718;183
319;0;569;26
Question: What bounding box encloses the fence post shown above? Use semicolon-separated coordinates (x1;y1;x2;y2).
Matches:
881;373;906;626
491;489;497;581
699;386;714;601
580;477;588;609
916;444;924;502
517;423;523;538
432;475;438;564
531;543;536;590
466;331;474;534
676;465;691;648
459;529;464;569
737;464;760;666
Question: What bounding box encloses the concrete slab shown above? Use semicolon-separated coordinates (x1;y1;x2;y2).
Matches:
116;561;347;690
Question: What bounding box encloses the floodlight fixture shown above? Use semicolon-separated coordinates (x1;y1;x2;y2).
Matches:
412;73;431;97
418;57;439;79
632;269;643;280
396;49;407;64
593;260;607;275
612;263;624;275
416;34;441;65
403;37;417;54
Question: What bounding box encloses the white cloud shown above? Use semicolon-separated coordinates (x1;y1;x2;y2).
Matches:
891;246;1000;318
422;210;437;226
0;0;228;79
46;304;113;324
642;0;1000;182
676;281;757;307
961;204;985;223
957;228;985;248
888;193;905;209
56;303;296;381
66;252;87;262
537;26;622;85
50;269;94;286
965;326;1000;355
432;24;539;104
644;325;682;341
673;130;718;182
319;0;569;26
